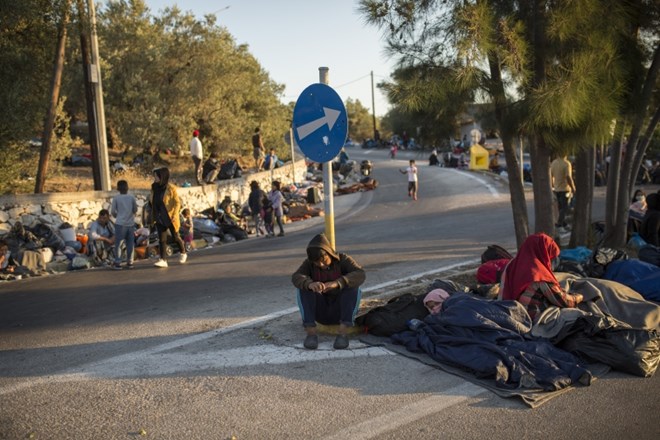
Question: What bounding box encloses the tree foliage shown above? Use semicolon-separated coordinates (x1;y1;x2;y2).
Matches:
0;0;296;194
360;0;659;248
345;98;375;142
0;0;67;193
379;64;472;148
97;1;291;159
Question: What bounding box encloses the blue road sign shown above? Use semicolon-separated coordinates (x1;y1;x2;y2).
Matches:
292;83;348;163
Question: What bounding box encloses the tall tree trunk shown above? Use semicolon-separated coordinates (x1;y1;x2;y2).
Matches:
34;0;71;193
608;43;660;248
76;0;101;189
603;119;625;246
629;105;660;192
569;146;595;248
487;51;529;248
529;0;555;236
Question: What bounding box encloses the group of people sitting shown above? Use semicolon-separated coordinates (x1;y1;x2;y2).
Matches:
292;230;659;396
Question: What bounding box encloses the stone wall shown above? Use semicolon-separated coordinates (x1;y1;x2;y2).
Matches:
0;160;307;236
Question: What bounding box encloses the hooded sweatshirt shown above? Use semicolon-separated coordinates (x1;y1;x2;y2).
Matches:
291;233;365;293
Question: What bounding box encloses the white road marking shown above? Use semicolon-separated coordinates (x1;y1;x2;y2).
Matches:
322;382;485;440
80;344;394;378
0;262;478;396
448;168;501;198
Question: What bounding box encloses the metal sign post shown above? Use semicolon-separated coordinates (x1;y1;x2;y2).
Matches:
291;68;348;249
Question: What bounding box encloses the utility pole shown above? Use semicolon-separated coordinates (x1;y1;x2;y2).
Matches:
371;70;377;141
319;67;336;249
76;0;101;188
35;0;71;193
87;0;111;191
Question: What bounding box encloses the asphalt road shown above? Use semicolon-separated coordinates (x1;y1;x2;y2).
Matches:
1;148;658;440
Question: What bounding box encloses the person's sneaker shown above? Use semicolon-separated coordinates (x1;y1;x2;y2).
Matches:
303;334;318;350
126;263;135;270
154;259;168;268
333;334;349;350
179;253;188;264
112;263;122;270
277;232;285;237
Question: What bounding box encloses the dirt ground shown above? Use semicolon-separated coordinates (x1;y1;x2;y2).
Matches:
42;148;253;193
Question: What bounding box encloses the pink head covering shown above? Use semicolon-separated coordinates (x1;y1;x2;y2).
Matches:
423;289;451;314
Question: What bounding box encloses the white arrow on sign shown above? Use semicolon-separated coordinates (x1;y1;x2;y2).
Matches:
296;107;341;140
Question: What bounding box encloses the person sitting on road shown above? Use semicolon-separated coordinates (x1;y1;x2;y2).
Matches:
87;209;115;265
489;152;502;173
292;233;366;350
429;149;440;166
499;233;583;320
629;189;647;222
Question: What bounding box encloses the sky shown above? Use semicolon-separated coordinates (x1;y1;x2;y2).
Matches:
139;0;396;116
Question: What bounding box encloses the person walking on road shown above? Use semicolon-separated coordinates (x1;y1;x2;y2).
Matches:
190;130;204;185
110;179;137;270
150;167;187;268
292;233;366;350
550;155;576;232
248;180;266;237
268;180;285;237
252;127;265;171
400;159;418;200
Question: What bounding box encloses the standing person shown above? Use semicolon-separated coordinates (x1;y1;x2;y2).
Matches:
400;159;418;201
180;208;194;250
189;129;203;185
248;181;266;237
150;167;187;267
88;209;115;265
252;127;265;171
550;154;576;232
110;179;137;270
292;233;366;350
500;233;584;320
390;143;398;159
268;180;285;237
262;194;275;237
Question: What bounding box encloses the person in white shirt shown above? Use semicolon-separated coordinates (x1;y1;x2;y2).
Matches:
399;159;419;201
189;129;204;185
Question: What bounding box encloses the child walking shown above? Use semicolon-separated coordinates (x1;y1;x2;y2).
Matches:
180;208;194;250
400;159;418;201
110;179;138;269
268;180;285;237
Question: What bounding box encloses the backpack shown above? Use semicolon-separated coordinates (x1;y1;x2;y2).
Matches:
481;244;514;263
476;258;510;284
585;247;628;278
356;293;429;336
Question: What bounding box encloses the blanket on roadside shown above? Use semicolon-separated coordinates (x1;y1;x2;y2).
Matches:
360;276;660;407
359;293;606;408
